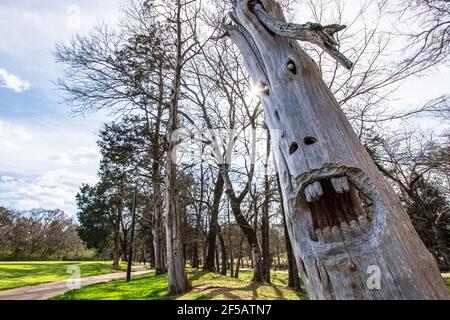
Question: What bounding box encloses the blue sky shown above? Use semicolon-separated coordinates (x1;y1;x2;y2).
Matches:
0;0;449;217
0;0;122;214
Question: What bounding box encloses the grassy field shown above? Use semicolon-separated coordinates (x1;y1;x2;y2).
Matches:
3;261;448;300
53;269;308;300
0;261;127;291
443;273;450;290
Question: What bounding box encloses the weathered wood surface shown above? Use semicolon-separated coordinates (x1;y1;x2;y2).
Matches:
227;0;449;300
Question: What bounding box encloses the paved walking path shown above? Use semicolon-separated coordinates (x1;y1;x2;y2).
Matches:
0;266;150;300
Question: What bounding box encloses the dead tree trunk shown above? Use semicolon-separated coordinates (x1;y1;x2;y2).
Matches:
227;0;449;299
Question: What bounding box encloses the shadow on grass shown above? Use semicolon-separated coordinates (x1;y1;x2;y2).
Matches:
54;268;307;300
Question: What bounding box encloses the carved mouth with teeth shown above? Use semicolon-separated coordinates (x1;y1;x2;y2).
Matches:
296;166;383;248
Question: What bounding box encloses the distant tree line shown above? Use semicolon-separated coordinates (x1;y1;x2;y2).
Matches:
0;207;94;261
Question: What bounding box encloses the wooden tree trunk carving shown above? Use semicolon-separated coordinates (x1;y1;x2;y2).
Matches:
227;0;449;299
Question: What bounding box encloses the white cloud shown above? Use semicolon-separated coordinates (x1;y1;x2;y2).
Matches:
0;169;98;215
49;146;100;166
0;119;33;150
16;199;40;210
0;67;30;93
0;176;20;184
23;10;42;29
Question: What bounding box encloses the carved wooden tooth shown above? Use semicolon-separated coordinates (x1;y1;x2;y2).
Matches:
304;185;314;203
331;176;350;194
312;181;324;198
349;220;363;236
332;226;343;242
340;222;353;241
322;227;334;243
358;215;371;232
350;187;367;217
304;181;323;203
315;229;324;242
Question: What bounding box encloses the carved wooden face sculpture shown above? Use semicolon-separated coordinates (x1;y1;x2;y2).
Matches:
227;0;449;299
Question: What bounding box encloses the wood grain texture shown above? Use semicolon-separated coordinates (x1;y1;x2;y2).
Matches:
227;0;449;300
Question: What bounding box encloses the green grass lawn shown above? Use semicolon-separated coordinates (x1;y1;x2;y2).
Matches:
53;269;308;300
442;273;450;290
0;261;127;291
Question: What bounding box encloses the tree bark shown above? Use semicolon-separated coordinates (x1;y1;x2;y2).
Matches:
152;137;166;275
261;132;271;283
229;198;266;283
215;244;220;273
234;236;245;278
149;231;155;268
228;0;449;299
164;0;191;295
151;55;167;276
218;232;227;275
227;202;234;277
112;206;122;270
204;173;225;272
192;241;200;268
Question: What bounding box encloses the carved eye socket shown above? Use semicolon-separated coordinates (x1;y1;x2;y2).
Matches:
287;60;297;74
304;136;318;145
289;142;299;155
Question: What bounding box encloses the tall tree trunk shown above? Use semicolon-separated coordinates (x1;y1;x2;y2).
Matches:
228;0;449;299
215;245;220;273
229;199;266;283
222;165;267;282
149;231;155;268
218;232;227;275
112;206;122;270
164;0;191;295
227;202;234;277
192;242;199;268
121;236;128;261
204;173;225;272
261;132;271;283
234;236;245;278
152;61;167;276
153;160;166;275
